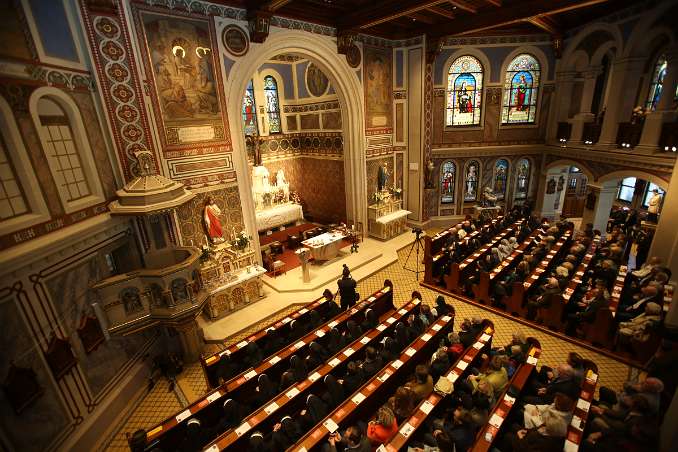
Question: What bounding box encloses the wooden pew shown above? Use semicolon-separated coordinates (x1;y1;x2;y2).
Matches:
201;292;336;388
543;238;600;331
381;323;496;451
580;307;615;349
423;221;463;285
563;364;599;452
201;293;427;451
471;344;542;452
608;264;628;317
507;231;572;317
473;226;545;304
143;282;394;451
288;313;457;451
446;219;524;294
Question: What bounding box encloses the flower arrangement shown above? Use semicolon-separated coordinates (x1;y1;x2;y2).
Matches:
631;106;649;124
290;191;302;204
373;191;388;204
273;189;285;204
262;192;272;206
200;244;213;262
390;185;403;199
230;230;252;251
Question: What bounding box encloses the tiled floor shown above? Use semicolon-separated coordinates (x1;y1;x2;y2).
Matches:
103;230;635;451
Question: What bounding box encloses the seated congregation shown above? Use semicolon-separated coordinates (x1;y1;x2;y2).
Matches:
422;205;672;365
127;281;674;452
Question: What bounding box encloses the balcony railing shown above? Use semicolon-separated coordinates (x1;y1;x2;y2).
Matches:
616;122;643;149
582;122;601;145
659;120;678;152
557;121;572;143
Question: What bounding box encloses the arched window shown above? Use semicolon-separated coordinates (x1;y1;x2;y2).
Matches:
440;161;456;204
446;55;484;126
30;88;104;213
463;160;480;202
494;159;509;200
242;79;258;136
644;55;677;111
263;75;281;133
502;54;540;124
515;159;530;199
0;134;28;221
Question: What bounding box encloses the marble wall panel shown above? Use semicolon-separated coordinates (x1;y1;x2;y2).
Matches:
297;158;346;224
300;113;321;130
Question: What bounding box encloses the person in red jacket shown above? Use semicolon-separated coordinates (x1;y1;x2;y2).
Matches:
367;405;398;448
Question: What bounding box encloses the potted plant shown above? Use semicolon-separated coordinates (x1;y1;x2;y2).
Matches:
230;231;252;251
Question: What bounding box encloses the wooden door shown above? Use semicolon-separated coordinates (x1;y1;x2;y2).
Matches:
562;173;587;217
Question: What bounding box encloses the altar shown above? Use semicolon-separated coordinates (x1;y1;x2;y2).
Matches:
368;196;410;240
205;265;266;319
255;202;304;232
302;231;345;261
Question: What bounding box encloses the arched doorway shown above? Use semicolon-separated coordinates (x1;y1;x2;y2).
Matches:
540;160;594;221
220;28;367;259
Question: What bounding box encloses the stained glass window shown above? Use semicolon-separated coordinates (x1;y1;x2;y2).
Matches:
440;161;456;204
242;79;258;136
515;158;530;199
464;160;480;202
494;159;509;200
264;75;281;133
502;54;540;124
446;56;483;126
644;55;677;111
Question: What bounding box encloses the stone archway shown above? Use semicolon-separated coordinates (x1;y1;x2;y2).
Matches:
218;27;367;258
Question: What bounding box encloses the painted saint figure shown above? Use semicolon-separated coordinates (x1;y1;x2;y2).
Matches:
204;197;223;242
377;163;389;192
458;81;472;113
465;163;478;200
515;74;528;111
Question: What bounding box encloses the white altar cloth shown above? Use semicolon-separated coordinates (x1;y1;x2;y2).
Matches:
302;231;345;261
376;209;411;224
255;203;303;231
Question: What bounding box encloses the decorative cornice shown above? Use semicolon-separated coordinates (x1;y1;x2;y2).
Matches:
443;34;551;47
283;101;340;113
140;0;247;20
545;145;675;176
432;144;545;159
0;60;94;91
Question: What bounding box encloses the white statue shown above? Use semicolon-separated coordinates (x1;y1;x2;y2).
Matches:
276;169;290;203
482;186;498;207
251;165;271;210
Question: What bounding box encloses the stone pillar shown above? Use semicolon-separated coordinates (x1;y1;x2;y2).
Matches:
598;58;646;146
547;71;576;143
570;67;601;144
637;49;678;152
591;181;617;233
174;319;202;363
540;167;567;220
580;184;598;230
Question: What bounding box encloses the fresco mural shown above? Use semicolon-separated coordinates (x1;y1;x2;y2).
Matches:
364;46;392;129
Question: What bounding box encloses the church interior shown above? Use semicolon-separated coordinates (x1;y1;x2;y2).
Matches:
1;0;678;451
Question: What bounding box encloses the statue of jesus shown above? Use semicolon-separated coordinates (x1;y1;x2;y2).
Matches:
204;197;224;243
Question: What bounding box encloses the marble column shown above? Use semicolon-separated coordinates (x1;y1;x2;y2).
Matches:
547;71;576;143
598;57;646;146
570;67;602;144
174;319;202;363
591;181;618;234
637;49;678;152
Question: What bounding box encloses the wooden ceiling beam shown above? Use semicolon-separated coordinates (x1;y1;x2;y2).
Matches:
428;5;455;20
426;0;609;37
407;11;437;24
447;1;478;14
338;0;447;29
526;15;562;36
484;0;502;6
247;0;293;12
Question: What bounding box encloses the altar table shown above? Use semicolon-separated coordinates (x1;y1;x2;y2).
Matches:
302;231;345;261
255;203;304;231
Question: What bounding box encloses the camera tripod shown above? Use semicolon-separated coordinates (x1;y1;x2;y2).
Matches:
402;229;425;280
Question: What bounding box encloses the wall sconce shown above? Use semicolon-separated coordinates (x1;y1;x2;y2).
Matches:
664;145;677;152
584;140;593;145
621;142;632;148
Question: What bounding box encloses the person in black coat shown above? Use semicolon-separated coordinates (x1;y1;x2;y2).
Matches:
306;341;328;370
215;398;242;432
301;394;329;429
337;264;358;310
253;374;277;408
360;346;383;378
322;374;345;407
271;416;303;450
341;361;365;395
288;355;306;382
326;327;344;355
434;295;453;317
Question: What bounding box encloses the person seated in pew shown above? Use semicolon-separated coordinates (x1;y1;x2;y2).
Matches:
344;320;363;343
467;355;509;398
367;405;398;447
525;364;579;404
406;364;435;402
360;346;383;378
445;407;477;452
179;418;210;452
253;374;278;408
555;265;570;289
498;239;512;260
631;256;662;279
340;361;365;395
408;428;454;452
394;322;410;351
407;313;426;338
289;354;307;382
434;295;453;317
420;304;435;327
322;374;345;407
446;332;465;359
523;392;575;430
380;337;400;363
458;317;483;348
482;248;502;272
430;346;451;381
326;327;345;355
300;394;329;430
248;431;274;452
308;309;323;329
306;341;329;370
461;220;475;234
498;414;568;452
617;302;662;345
587;394;660;451
565;286;609;335
388;386;418;424
617;284;660;322
288;319;305;341
263;328;285;357
243;343;264;369
360;308;379;332
279;370;296;392
216;354;238;385
323;289;343;319
527;278;561;321
594;377;665;418
324;425;371;452
593;259;618;290
272;416;304;450
566;352;586;384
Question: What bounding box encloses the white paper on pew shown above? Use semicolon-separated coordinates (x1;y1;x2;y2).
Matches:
328;320;339;328
449;372;459;383
235;421;251;437
376;324;387;331
473;341;483;350
420;400;435;415
360;336;370;344
432;324;442;331
323;418;339;434
564;439;579;452
400;422;415;438
206;391;221;403
352;392;366;405
343;348;355;357
421;333;432;342
286;386;300;398
376;445;387;452
392;359;404;369
244;369;257;380
295;341;305;349
236;340;248;348
281;317;292;324
387;317;396;324
577;399;591;412
264;401;279;414
489;413;504;428
442;315;452;322
309;372;321;382
526;355;538;366
399;308;408;315
269;355;281;365
504;394;516;406
405;348;416;357
480;333;491;341
219;349;231;357
205;445;219;452
175;409;191;423
485;432;493;442
329;357;341;367
315;329;325;338
378;371;390;382
298;308;308;315
368;296;376;302
457;361;469;371
571;415;583;431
